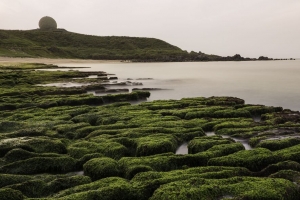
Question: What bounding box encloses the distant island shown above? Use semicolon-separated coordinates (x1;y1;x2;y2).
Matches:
0;16;294;62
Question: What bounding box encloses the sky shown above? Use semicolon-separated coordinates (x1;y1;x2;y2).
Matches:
0;0;299;58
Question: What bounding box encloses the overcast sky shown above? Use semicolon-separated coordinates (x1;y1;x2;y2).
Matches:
1;0;299;58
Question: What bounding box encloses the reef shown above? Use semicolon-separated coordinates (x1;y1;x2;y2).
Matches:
0;63;300;199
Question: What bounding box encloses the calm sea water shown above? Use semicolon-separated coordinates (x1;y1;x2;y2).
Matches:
59;60;300;111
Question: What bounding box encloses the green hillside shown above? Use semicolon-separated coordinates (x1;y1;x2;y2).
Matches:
0;29;267;61
0;29;192;61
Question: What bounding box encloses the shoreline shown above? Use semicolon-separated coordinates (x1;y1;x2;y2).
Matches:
0;57;122;65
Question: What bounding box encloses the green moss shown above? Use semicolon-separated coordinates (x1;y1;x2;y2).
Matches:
215;125;271;137
239;105;283;115
150;177;299;200
0;188;24;200
4;148;61;162
185;107;251;120
124;165;153;179
4;179;46;198
68;140;128;160
0;174;32;188
77;153;104;166
256;138;300;151
274;144;300;163
135;134;178;156
45;176;92;196
0;137;67;157
258;161;300;177
188;136;234;154
83;157;120;181
208;148;276;171
131;166;251;198
54;177;128;198
1;69;300;200
0;156;77;174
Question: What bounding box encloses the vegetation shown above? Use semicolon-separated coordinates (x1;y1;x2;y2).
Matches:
0;63;299;199
0;29;271;61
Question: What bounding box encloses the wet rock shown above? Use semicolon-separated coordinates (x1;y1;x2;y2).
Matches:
132;88;164;91
95;89;129;94
136;78;153;80
101;82;127;86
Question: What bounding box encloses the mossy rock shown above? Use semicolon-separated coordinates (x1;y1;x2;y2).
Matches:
188;136;233;154
54;177;129;198
150;177;299;200
4;179;46;198
77;153;104;166
239;105;283;115
0;188;24;200
135;134;178;156
258;160;300;177
256;138;300;151
208;148;277;171
0;156;77;174
124;165;153;179
68;140;128;159
0;137;67;157
269;170;300;184
45;176;92;196
0;174;32;188
131;166;251;198
83;157;120;181
4;148;62;163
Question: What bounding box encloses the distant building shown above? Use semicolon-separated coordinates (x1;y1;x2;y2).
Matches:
39;16;57;30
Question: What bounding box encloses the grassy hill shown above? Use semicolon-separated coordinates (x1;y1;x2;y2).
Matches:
0;29;264;61
0;29;195;61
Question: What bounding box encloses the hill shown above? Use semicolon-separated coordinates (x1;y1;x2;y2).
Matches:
0;29;269;62
0;29;192;61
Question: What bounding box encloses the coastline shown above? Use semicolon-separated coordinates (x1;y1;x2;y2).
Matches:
0;57;122;65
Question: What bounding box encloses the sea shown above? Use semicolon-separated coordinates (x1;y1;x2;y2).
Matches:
57;60;300;111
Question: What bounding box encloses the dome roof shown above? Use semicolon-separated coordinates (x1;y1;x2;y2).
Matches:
39;16;57;30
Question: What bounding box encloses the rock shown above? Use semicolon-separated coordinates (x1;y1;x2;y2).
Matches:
132;88;164;91
95;89;129;94
136;78;153;80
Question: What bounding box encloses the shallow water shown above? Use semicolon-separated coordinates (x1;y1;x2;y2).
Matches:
222;135;253;150
205;132;216;136
58;60;300;111
175;142;189;155
67;171;84;176
175;131;253;155
252;115;262;122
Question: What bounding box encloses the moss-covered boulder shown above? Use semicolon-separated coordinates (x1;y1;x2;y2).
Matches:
150;177;299;200
135;134;178;156
208;148;276;171
188;136;234;154
83;157;120;181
